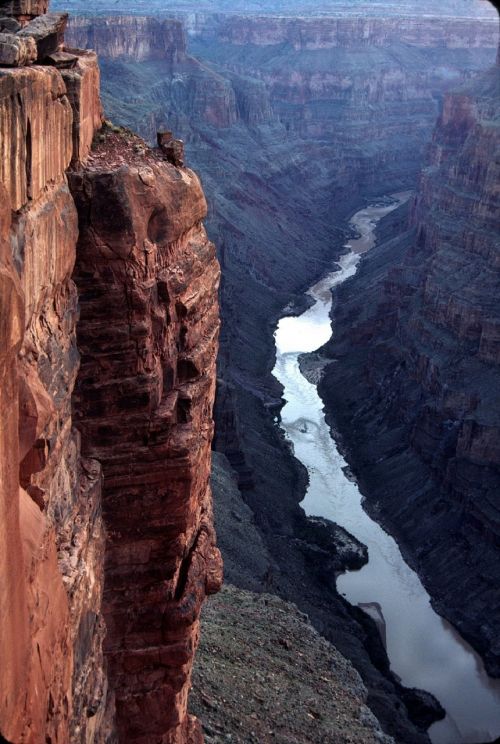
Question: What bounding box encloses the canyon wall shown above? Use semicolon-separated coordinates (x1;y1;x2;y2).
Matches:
0;3;220;742
0;28;109;743
189;14;498;48
318;33;500;676
57;0;498;19
68;16;187;62
70;128;222;744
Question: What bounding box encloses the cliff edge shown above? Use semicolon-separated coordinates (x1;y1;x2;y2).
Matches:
0;1;221;741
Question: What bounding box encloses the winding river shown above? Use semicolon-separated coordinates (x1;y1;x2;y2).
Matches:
272;194;500;744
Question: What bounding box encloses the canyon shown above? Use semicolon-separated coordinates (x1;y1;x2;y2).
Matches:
1;0;499;742
317;13;500;682
60;4;500;742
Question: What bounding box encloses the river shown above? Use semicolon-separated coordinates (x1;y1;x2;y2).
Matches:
272;193;500;744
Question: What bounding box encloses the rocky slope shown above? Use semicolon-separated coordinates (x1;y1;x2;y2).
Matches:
190;584;394;744
317;19;500;677
0;2;221;742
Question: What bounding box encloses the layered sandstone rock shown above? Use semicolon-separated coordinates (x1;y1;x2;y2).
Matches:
192;14;498;49
17;11;68;58
68;15;188;62
0;38;108;743
0;31;36;65
1;0;49;20
69;126;222;744
0;65;72;209
60;49;102;164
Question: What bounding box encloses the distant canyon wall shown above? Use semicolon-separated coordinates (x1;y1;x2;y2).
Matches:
68;16;187;62
184;13;499;49
318;30;500;675
55;0;499;20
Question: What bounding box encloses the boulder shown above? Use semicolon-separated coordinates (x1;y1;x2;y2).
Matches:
17;12;67;60
157;130;185;167
0;31;35;65
0;16;20;32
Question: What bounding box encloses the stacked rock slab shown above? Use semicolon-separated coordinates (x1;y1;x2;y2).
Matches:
0;1;221;742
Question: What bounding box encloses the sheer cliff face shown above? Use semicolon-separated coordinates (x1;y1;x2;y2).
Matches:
0;42;107;743
70;133;222;743
192;14;497;48
68;16;187;62
0;4;220;743
319;33;500;674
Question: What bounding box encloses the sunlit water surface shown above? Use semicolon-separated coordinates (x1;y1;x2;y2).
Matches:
272;194;500;744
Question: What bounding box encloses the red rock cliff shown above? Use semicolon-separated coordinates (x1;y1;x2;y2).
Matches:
0;2;221;742
69;128;222;744
0;6;107;739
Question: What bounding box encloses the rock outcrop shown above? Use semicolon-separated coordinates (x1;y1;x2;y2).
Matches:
0;2;221;742
70;125;222;743
318;18;500;676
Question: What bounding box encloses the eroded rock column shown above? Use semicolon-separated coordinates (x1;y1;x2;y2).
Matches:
69;129;222;744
